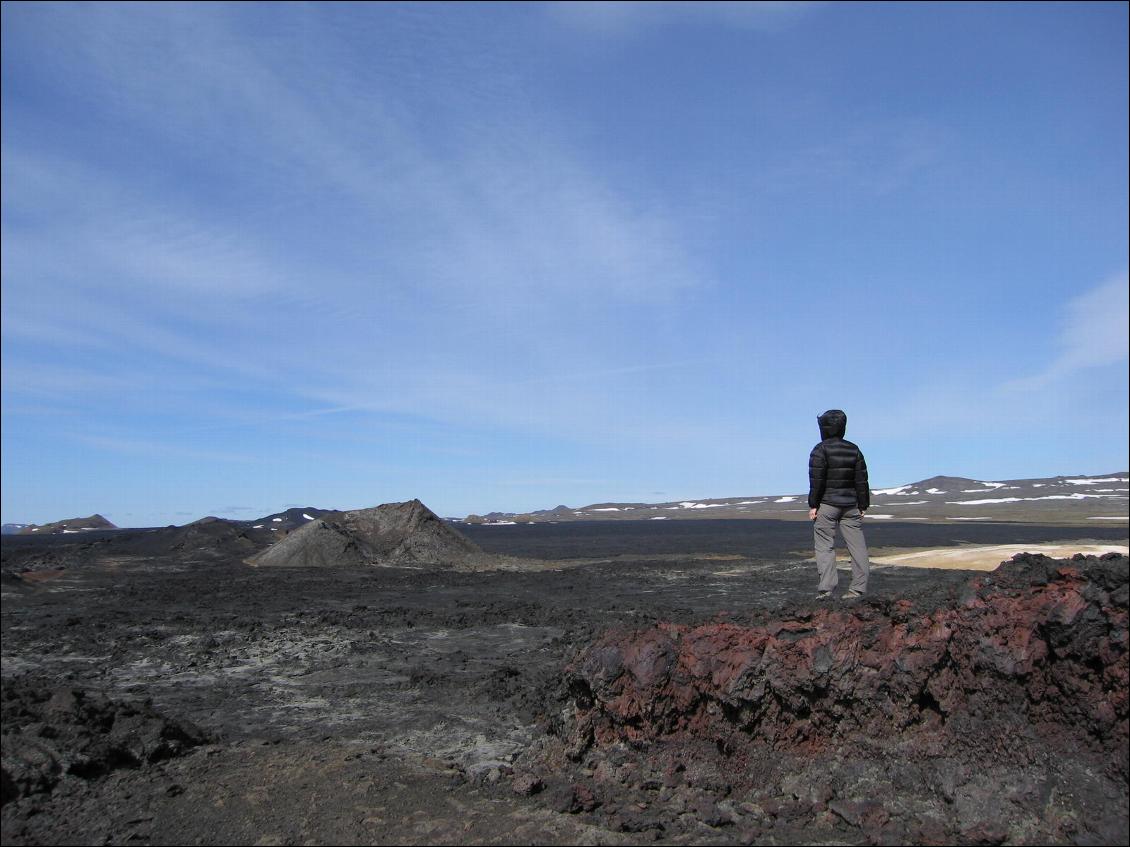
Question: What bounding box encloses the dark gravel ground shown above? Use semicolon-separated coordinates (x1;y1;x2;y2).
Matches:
1;519;1126;845
460;518;1129;559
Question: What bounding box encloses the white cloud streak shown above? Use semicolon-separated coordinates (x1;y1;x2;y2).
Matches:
1007;271;1130;390
548;1;821;35
865;272;1130;442
70;434;264;465
3;3;720;452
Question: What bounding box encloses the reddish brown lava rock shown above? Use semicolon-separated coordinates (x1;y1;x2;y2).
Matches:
567;553;1129;779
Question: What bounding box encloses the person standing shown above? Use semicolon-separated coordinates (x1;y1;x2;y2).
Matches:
808;409;871;600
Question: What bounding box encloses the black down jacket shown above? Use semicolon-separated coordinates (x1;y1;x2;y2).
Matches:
808;410;870;510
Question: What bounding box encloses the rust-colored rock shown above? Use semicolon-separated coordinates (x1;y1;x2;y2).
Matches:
568;553;1129;779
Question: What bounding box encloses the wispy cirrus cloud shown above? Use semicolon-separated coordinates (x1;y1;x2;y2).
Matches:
864;271;1130;446
69;434;264;465
1007;272;1129;391
7;1;1123;523
547;1;821;35
755;119;951;198
1;149;295;306
3;2;716;451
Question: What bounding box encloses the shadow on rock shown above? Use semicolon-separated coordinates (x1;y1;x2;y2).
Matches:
1;681;207;807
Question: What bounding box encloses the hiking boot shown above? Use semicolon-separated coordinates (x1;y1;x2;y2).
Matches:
816;591;832;601
842;589;864;599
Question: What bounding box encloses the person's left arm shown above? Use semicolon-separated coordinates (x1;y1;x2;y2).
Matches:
808;444;827;520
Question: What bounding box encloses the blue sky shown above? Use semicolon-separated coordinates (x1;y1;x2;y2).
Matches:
2;1;1127;526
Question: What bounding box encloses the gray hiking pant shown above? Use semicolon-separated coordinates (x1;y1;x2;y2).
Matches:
814;503;869;593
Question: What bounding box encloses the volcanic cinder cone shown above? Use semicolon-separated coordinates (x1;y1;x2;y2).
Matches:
247;499;483;568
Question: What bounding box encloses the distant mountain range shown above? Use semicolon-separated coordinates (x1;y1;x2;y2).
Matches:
465;472;1129;526
5;474;1127;534
1;508;332;536
166;507;336;535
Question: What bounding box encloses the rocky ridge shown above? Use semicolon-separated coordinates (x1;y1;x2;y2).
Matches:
567;552;1127;768
526;552;1129;843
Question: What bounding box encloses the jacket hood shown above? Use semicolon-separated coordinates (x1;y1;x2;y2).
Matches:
818;409;847;440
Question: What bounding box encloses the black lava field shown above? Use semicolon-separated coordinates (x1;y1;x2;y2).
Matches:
2;518;1127;846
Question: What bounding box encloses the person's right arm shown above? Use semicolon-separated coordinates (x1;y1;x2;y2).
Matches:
855;451;870;513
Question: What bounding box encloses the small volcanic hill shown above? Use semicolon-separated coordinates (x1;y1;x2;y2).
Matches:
248;507;333;532
161;517;263;554
53;517;275;564
17;515;116;535
248;499;486;568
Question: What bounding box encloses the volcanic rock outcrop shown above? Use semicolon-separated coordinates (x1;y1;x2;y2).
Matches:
1;681;206;806
567;553;1129;779
247;499;486;568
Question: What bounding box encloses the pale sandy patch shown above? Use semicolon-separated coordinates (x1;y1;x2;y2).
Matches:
869;543;1128;571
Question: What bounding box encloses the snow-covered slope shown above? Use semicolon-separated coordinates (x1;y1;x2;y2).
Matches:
469;473;1129;525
